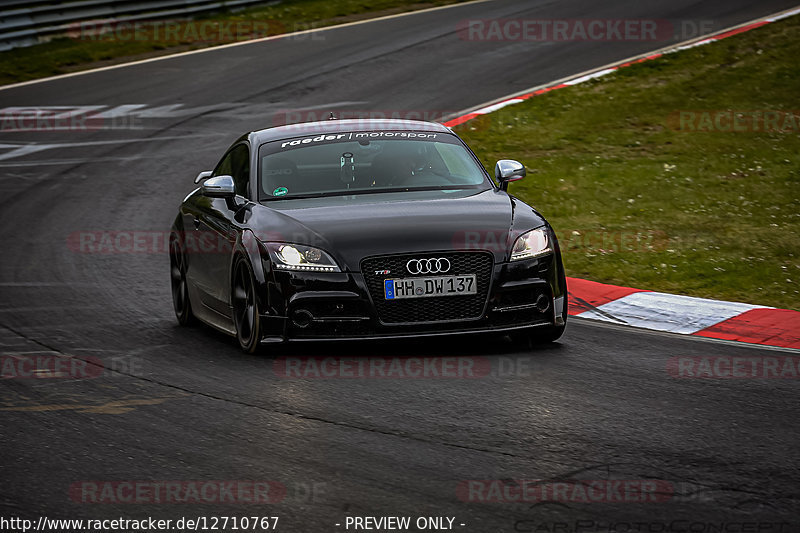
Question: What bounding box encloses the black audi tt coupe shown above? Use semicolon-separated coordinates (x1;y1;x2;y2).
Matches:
170;119;567;352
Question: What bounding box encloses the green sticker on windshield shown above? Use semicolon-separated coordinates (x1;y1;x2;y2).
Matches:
273;187;288;197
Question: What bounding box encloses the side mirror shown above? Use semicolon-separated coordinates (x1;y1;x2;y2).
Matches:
194;170;213;184
495;160;526;191
201;175;235;198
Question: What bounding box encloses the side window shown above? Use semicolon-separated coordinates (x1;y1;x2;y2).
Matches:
213;144;250;198
212;151;232;177
230;145;250;198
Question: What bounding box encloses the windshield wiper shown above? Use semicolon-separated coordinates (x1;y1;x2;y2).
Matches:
260;185;484;202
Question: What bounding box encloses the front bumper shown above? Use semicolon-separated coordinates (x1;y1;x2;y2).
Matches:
257;251;566;342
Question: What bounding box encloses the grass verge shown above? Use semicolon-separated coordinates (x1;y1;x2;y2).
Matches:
456;16;800;310
0;0;470;86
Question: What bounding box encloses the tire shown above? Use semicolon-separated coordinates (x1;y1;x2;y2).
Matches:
512;323;565;346
538;323;566;343
232;256;261;354
169;235;195;326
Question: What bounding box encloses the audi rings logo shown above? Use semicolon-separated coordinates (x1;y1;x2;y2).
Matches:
406;258;451;275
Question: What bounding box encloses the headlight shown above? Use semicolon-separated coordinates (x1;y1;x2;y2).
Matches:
510;228;553;261
266;243;341;272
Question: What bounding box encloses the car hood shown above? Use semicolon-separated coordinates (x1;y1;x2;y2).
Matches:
248;188;545;271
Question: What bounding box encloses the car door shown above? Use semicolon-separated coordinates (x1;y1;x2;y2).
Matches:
191;143;250;317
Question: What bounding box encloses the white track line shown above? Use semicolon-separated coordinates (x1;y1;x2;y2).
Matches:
0;0;492;92
442;4;800;123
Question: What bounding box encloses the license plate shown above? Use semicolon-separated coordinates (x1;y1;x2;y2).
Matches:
384;275;477;300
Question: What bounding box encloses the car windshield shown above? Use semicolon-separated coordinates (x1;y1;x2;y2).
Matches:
258;131;490;201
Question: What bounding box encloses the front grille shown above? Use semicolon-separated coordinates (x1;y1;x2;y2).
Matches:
361;252;493;324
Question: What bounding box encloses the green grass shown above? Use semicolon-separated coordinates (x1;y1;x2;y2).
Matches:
456;17;800;310
0;0;469;86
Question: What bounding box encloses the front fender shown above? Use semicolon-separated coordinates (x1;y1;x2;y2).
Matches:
234;229;269;313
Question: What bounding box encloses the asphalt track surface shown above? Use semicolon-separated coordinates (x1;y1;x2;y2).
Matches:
1;0;799;530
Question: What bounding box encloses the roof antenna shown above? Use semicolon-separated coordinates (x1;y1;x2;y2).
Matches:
328;112;337;120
